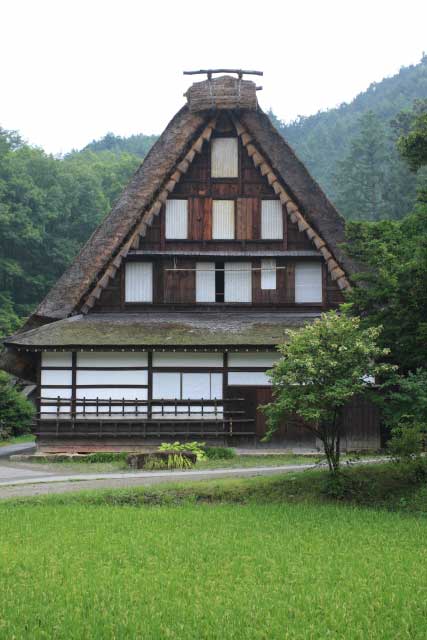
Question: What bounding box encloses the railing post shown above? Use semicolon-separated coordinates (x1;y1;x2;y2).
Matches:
122;397;125;417
96;396;99;417
83;396;86;418
109;397;112;418
56;395;60;417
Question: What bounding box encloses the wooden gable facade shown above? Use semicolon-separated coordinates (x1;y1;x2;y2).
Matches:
1;72;380;452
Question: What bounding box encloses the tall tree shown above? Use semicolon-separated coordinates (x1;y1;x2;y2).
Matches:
334;112;388;220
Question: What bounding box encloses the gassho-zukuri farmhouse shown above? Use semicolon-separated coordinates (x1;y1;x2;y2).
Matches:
1;70;380;452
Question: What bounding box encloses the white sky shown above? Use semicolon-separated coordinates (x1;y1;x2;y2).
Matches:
1;0;426;154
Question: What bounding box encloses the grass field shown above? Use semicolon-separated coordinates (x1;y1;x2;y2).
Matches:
0;434;35;447
1;464;427;639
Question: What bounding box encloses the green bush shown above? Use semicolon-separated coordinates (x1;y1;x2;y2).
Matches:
387;420;426;461
204;446;236;460
0;371;34;437
158;441;206;461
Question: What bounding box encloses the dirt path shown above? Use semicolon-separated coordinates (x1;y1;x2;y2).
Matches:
0;463;314;500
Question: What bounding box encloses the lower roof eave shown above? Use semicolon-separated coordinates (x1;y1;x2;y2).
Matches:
4;311;320;351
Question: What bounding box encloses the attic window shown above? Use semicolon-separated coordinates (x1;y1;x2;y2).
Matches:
125;262;153;303
165;199;188;239
261;201;283;239
211;138;238;178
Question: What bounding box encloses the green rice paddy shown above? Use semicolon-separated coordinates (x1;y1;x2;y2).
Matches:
1;475;427;639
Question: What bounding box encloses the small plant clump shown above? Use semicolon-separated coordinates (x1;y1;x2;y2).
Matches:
204;446;236;460
158;441;207;460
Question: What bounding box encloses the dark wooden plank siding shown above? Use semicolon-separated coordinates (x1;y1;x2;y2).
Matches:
342;396;381;451
163;258;195;304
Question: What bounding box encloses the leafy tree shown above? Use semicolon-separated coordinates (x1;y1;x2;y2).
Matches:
0;129;140;336
334;112;388;220
395;99;427;171
0;371;34;438
263;312;392;473
345;97;427;373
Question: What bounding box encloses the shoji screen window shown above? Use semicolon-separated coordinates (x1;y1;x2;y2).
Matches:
125;262;153;303
295;262;323;303
261;259;277;290
211;138;238;178
165;199;188;239
196;262;216;302
224;262;252;303
261;200;283;239
212;200;235;239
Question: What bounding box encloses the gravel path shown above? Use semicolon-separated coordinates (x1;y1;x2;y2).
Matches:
0;463;314;500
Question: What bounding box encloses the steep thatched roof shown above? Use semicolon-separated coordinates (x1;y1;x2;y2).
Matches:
26;83;355;325
34;107;209;321
5;312;318;349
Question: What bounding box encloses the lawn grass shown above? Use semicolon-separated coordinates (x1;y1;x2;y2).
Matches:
1;492;427;638
0;433;35;447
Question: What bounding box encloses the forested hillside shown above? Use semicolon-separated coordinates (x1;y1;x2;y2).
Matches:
1;56;426;335
271;55;427;219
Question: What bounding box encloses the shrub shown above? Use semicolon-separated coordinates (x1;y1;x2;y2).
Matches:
158;441;206;461
387;419;426;462
204;446;236;460
0;371;34;437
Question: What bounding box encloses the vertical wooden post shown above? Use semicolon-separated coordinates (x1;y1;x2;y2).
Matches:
71;352;77;419
147;351;153;419
223;351;228;416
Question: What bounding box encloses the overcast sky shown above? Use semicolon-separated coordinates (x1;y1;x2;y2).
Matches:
1;0;426;154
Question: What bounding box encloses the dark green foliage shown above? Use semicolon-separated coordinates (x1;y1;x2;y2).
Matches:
345;103;427;372
270;55;427;219
395;99;427;171
81;132;157;158
0;128;141;334
0;371;34;437
203;446;236;460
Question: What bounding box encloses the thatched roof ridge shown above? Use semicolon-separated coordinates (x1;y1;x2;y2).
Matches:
238;109;358;277
185;75;258;112
34;106;209;321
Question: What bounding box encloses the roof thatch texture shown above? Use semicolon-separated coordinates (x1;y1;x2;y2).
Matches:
34;107;208;321
6;313;318;348
185;76;258;112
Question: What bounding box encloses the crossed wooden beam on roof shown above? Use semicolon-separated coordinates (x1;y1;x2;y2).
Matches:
183;69;263;79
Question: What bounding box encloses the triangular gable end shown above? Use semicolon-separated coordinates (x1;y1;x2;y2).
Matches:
79;117;217;314
79;113;350;313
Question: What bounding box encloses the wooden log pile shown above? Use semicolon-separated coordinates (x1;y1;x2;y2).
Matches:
186;76;258;112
